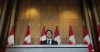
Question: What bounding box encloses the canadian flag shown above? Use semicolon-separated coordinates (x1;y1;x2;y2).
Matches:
68;24;75;45
97;23;100;49
54;24;61;45
39;24;46;44
83;25;94;52
23;24;31;45
8;25;14;45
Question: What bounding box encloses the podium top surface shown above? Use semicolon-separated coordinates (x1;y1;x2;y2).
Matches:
8;45;88;48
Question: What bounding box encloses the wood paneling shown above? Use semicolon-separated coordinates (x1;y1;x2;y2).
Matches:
15;0;83;44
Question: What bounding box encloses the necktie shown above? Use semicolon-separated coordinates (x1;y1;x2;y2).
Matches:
48;40;50;45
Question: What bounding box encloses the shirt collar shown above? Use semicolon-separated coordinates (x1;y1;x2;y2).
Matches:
47;39;52;41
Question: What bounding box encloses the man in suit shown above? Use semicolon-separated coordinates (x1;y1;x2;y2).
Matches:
41;30;58;45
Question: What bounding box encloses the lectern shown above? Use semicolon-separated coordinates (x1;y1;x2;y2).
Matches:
7;45;88;52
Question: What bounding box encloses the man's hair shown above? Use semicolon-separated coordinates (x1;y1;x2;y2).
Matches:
45;30;53;35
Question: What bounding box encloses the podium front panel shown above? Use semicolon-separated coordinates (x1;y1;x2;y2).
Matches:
7;45;88;52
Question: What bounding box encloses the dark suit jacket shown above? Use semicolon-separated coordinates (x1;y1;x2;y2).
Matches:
41;40;58;45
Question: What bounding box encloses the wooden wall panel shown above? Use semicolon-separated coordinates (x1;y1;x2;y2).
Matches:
58;0;83;44
15;0;83;45
40;5;59;32
30;19;40;38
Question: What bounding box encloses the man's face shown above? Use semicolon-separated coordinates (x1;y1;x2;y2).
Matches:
46;31;52;39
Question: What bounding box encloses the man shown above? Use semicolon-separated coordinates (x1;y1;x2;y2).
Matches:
41;30;58;45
